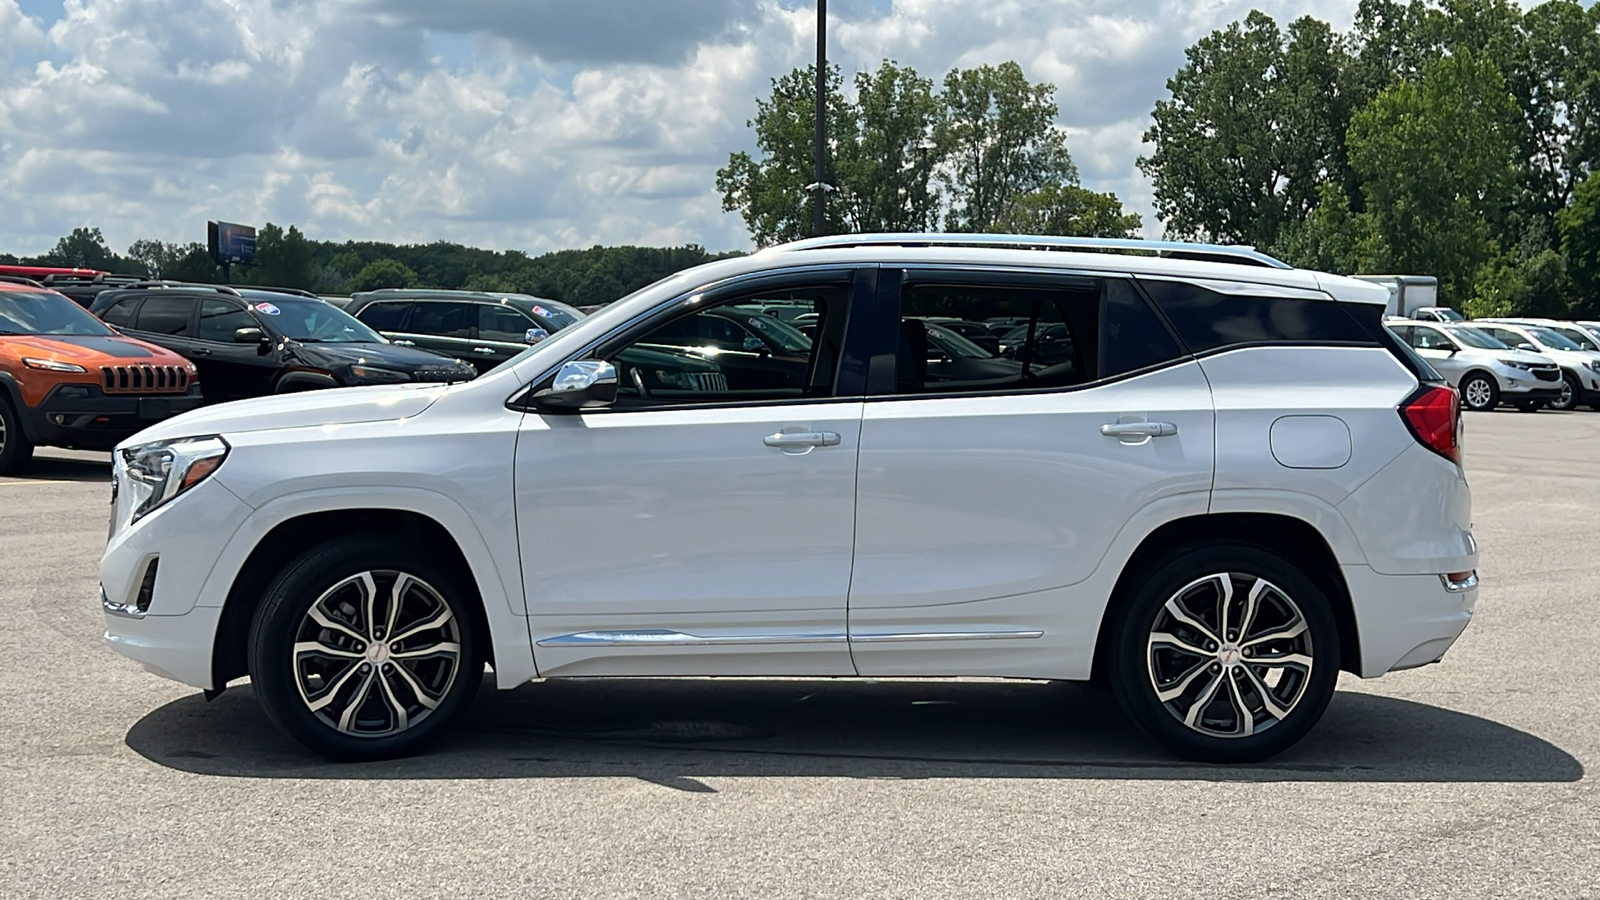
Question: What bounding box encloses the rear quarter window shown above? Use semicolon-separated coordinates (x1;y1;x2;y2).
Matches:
1139;280;1374;352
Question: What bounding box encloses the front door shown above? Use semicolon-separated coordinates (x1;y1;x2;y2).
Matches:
193;298;280;401
514;269;872;677
847;270;1215;678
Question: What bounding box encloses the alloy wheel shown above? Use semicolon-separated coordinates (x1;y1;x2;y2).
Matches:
1146;572;1314;738
291;569;463;738
1462;377;1494;411
1552;376;1577;410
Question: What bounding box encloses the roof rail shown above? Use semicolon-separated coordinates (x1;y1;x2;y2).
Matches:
764;233;1293;269
237;285;319;299
0;275;46;288
122;280;243;296
39;272;142;286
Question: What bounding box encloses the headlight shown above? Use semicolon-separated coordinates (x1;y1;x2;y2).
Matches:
1497;358;1534;371
1586;361;1600;373
115;436;229;527
347;365;411;384
22;357;87;373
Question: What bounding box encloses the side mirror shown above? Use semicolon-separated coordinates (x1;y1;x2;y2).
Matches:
532;359;617;411
233;327;267;344
525;327;550;345
1516;343;1538;352
742;334;765;353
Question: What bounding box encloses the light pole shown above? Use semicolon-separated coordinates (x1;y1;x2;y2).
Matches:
812;0;827;237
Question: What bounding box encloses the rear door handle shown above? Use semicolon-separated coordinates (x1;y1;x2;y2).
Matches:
763;431;841;450
472;347;497;356
1100;421;1178;438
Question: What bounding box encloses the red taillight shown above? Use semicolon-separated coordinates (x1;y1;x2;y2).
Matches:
1401;384;1461;464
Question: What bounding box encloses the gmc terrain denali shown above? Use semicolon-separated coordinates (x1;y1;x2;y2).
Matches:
101;235;1478;763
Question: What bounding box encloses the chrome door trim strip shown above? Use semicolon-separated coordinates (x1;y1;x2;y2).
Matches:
848;630;1045;643
536;629;848;648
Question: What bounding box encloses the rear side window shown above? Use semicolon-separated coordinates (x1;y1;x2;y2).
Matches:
1103;280;1183;377
357;301;412;331
408;302;472;338
134;295;196;336
99;297;140;327
1140;280;1373;351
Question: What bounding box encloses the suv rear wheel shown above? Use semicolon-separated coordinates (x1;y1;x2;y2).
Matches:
1109;543;1340;763
247;537;484;760
0;396;35;475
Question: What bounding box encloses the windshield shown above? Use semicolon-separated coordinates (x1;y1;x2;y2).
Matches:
250;297;385;343
1527;327;1582;351
0;291;115;336
742;313;812;352
1428;308;1465;321
511;296;583;330
926;323;996;358
1548;326;1599;351
1445;326;1505;350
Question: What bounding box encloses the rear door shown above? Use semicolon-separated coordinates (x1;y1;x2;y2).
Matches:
400;301;479;363
126;294;199;360
847;268;1214;678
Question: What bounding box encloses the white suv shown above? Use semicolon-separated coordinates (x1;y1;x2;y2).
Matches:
101;235;1478;764
1385;318;1563;411
1461;321;1600;411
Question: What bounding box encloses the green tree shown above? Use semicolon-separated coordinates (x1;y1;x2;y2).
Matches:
1140;12;1357;247
992;183;1141;237
42;227;126;271
351;259;418;292
936;61;1076;233
1560;168;1600;314
249;223;317;290
835;61;942;233
1348;52;1519;303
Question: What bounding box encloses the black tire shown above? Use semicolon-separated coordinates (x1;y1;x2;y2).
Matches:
1108;543;1340;763
247;536;484;761
1549;371;1580;411
0;395;35;476
1458;372;1499;412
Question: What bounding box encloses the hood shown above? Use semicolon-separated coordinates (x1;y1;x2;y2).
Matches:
2;334;188;365
121;383;447;446
288;341;473;373
1491;348;1556;366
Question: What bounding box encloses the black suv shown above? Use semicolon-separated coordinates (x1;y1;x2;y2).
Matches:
343;289;585;373
90;284;478;403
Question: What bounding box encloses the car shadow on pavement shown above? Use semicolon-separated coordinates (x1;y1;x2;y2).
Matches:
7;454;110;483
125;677;1583;785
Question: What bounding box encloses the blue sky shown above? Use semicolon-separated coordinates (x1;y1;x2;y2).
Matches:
0;0;1359;257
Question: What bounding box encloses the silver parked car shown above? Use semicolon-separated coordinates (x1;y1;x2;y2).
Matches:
1386;318;1562;411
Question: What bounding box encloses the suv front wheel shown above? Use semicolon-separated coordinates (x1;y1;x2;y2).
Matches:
0;395;34;475
1109;543;1340;763
248;537;484;760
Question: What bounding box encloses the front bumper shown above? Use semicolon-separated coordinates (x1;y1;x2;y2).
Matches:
25;384;205;450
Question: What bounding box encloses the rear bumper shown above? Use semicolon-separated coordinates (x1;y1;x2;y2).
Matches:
1344;564;1476;676
23;384;204;450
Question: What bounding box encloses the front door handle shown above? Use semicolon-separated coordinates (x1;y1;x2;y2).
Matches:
391;340;416;347
1100;421;1178;438
190;347;212;357
472;347;497;356
763;431;841;450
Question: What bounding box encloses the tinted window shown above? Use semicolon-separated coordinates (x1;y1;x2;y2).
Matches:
478;305;538;342
1446;326;1504;350
357;301;412;331
98;296;140;328
610;286;846;405
1141;281;1372;351
1103;280;1183;377
1408;326;1457;351
134;295;195;336
409;302;472;338
197;298;258;342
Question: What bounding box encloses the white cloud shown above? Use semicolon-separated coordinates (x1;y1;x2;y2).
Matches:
0;0;1364;256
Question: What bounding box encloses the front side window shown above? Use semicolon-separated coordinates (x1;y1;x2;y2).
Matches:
478;305;538;342
1547;326;1597;351
197;299;258;342
607;285;846;404
890;276;1182;395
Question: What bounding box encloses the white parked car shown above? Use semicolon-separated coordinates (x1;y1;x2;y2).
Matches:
1460;321;1600;411
1385;318;1562;411
1410;306;1465;323
102;235;1478;764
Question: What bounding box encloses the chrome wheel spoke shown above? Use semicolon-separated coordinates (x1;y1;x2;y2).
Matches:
306;606;365;644
392;640;460;661
388;661;444;710
375;668;409;733
1242;618;1307;648
336;669;377;733
306;661;365;713
1163;582;1224;644
390;607;454;644
356;571;380;640
1248;652;1313;670
1225;673;1254;736
383;573;413;640
1156;659;1213;703
1238;578;1271;641
1150;631;1210;658
293;639;362;660
1181;671;1225;728
1241;665;1293;721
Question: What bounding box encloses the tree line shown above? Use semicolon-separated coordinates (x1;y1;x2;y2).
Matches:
1;226;739;308
1141;0;1600;315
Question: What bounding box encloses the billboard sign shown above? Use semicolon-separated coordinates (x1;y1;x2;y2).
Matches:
208;221;257;266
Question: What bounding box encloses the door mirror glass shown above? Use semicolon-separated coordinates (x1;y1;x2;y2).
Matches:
742;334;765;353
1516;342;1538;352
525;327;550;344
233;326;267;344
533;360;618;410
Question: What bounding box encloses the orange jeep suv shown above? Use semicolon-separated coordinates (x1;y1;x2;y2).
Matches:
0;279;203;473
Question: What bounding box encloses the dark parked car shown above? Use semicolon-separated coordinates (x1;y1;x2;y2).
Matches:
642;306;814;391
343;289;584;374
90;284;477;402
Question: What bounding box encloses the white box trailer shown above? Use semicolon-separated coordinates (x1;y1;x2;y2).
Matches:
1352;275;1441;317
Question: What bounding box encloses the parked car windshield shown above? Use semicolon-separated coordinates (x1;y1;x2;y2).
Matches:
249;296;386;343
1444;326;1505;350
0;290;115;336
1547;326;1599;351
1527;327;1582;351
510;296;583;330
741;313;812;352
926;323;997;358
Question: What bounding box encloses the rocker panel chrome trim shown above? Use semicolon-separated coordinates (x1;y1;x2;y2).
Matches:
536;629;848;648
848;630;1045;643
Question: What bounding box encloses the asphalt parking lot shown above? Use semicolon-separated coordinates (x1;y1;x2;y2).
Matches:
3;411;1598;899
